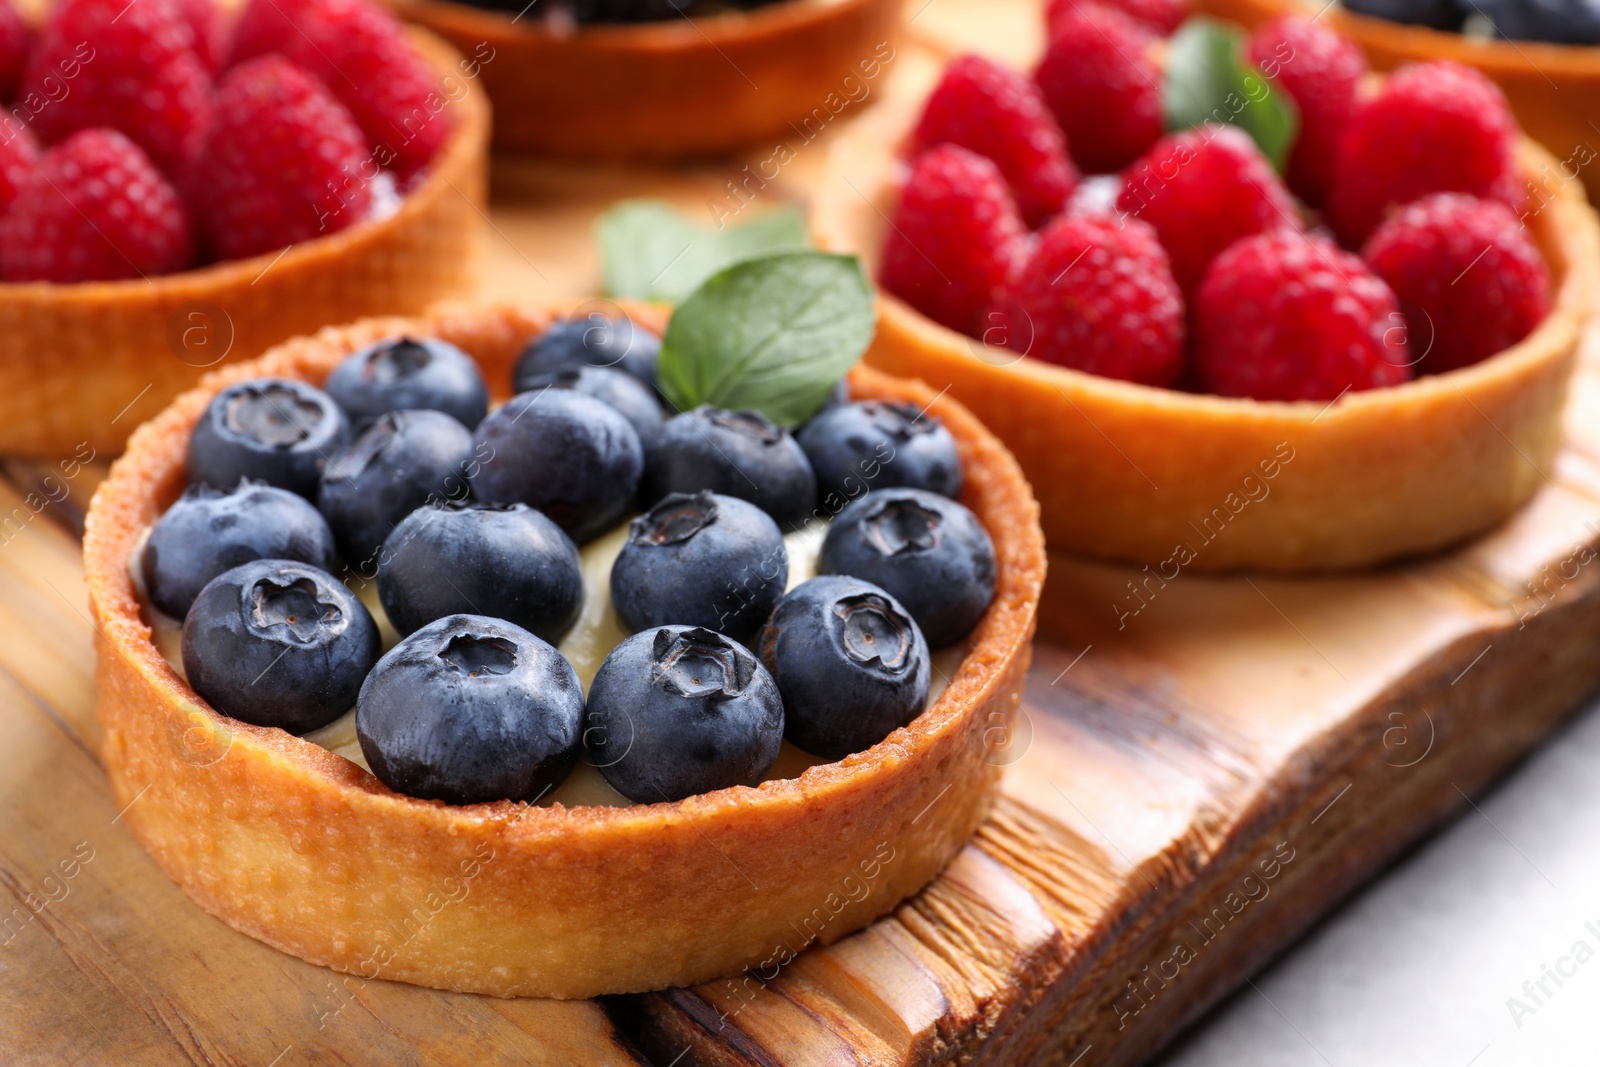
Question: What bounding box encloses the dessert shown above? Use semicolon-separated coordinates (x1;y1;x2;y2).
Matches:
814;11;1598;571
454;0;784;21
84;292;1045;997
1192;0;1600;202
0;0;489;458
383;0;903;157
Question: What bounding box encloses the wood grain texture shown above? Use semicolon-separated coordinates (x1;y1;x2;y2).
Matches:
6;0;1600;1061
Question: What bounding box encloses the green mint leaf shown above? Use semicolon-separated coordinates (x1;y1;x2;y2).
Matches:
597;199;810;304
1162;17;1300;173
658;252;876;427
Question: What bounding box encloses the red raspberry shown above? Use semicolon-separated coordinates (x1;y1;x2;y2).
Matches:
912;54;1078;227
0;128;192;282
1247;16;1366;208
1329;61;1524;247
231;0;451;180
1035;4;1163;174
1117;124;1301;294
174;0;229;72
881;144;1027;338
0;125;39;215
1362;193;1552;374
1046;0;1184;36
984;214;1185;386
0;0;29;101
21;0;213;175
187;56;373;262
1193;231;1412;401
227;0;310;62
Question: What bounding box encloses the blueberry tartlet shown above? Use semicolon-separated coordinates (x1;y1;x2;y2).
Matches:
84;302;1045;998
383;0;904;158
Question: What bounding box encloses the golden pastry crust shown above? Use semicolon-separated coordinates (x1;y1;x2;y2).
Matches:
82;302;1046;999
1193;0;1600;203
384;0;904;157
813;99;1600;572
0;30;489;461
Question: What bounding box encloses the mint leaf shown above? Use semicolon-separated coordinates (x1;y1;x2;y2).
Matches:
658;252;876;427
597;199;810;304
1162;17;1299;173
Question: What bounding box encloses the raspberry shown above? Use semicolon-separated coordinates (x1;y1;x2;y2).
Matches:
1035;4;1163;174
1247;16;1366;208
912;54;1078;227
1046;0;1184;36
231;0;452;180
0;125;38;215
0;128;192;282
985;214;1185;386
1193;231;1412;401
174;0;229;72
881;144;1027;338
1117;124;1301;294
227;0;310;63
0;0;28;101
1362;193;1552;374
21;0;213;175
187;56;373;262
1329;61;1525;247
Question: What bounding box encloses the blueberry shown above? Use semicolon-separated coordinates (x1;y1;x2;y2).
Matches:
819;488;996;649
516;313;661;390
323;336;490;429
512;365;666;458
181;560;379;734
356;614;583;805
187;378;350;498
610;491;787;643
758;575;929;760
1476;0;1600;42
584;625;784;802
1344;0;1464;30
644;406;817;529
798;401;964;508
317;409;475;573
140;480;338;620
818;378;850;412
469;388;643;543
378;502;583;643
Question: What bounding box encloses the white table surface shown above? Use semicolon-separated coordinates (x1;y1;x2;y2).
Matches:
1155;688;1600;1067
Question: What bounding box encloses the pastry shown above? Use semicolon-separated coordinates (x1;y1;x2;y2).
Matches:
812;15;1599;571
385;0;903;157
82;301;1046;998
0;0;489;459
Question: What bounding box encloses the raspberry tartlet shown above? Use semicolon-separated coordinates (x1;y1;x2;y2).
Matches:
0;0;489;459
82;301;1045;998
384;0;901;156
814;16;1599;571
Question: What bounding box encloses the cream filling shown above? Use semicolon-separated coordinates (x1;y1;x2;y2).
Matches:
136;517;960;808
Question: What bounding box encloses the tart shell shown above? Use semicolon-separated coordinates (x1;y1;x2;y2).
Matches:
813;99;1600;572
1193;0;1600;204
384;0;904;158
82;302;1046;999
0;30;490;461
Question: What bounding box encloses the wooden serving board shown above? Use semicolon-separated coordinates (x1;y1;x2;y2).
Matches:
6;1;1600;1063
